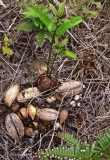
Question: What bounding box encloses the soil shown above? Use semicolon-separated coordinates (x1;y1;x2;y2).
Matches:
0;0;110;160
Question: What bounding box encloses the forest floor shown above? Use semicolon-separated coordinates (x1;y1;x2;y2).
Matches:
0;0;110;160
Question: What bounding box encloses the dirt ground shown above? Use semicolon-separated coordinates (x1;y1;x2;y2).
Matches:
0;0;110;160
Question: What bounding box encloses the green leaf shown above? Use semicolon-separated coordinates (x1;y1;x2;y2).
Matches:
95;158;110;160
56;16;83;37
32;17;45;29
35;31;52;46
58;39;68;48
22;6;56;32
2;34;13;56
57;0;66;18
91;2;101;8
49;3;57;16
16;22;36;31
55;36;59;46
35;32;46;46
58;50;77;59
95;130;110;152
4;33;12;46
2;46;13;55
38;130;110;160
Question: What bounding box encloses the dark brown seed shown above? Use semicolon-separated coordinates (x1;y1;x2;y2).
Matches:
38;76;57;91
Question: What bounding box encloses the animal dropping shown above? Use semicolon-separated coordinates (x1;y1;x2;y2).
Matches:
17;87;40;102
4;84;20;107
55;80;83;100
5;113;24;140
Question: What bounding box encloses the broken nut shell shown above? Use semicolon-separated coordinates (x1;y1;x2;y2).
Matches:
17;87;40;103
55;80;83;100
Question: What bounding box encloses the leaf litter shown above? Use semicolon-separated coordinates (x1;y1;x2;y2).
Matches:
0;1;110;159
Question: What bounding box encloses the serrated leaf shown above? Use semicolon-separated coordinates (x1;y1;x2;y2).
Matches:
32;17;45;29
58;50;77;59
58;39;68;48
2;46;13;55
49;3;57;16
16;22;36;31
35;32;46;46
35;31;52;46
45;33;52;43
57;0;66;18
22;6;56;32
56;16;83;37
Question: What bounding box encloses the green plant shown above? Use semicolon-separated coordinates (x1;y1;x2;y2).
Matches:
68;0;101;19
106;0;110;3
16;0;83;76
38;129;110;160
2;33;13;56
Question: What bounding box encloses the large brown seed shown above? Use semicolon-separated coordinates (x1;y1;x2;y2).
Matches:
5;113;24;140
38;76;57;91
36;108;58;121
4;84;20;107
17;87;40;103
55;80;83;100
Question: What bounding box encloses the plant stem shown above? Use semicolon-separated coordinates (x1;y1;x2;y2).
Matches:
46;32;56;76
49;51;58;76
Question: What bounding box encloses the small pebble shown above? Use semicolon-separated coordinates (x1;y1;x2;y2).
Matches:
70;100;76;107
46;96;56;103
74;95;80;101
77;101;81;107
83;85;86;88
